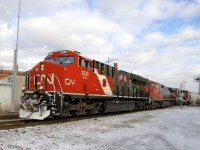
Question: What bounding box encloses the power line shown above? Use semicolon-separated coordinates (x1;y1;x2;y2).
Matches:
105;57;118;65
1;30;200;73
112;31;200;57
140;62;200;73
0;30;200;53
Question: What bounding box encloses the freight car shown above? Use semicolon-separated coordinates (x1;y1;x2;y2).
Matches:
172;89;191;106
188;92;200;106
19;50;176;120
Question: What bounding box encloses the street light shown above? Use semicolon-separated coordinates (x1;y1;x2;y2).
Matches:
11;0;21;112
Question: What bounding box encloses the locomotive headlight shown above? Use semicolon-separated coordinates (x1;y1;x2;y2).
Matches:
41;64;44;71
21;86;26;92
39;85;44;91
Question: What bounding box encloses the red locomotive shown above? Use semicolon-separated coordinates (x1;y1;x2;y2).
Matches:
20;50;180;120
145;81;177;108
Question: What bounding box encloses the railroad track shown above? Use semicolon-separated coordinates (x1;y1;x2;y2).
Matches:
0;115;19;120
0;119;64;130
0;111;132;130
0;108;163;130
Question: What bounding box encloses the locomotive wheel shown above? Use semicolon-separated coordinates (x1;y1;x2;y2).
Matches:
70;110;77;117
85;110;91;116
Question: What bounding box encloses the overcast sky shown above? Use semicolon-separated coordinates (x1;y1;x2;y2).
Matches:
0;0;200;92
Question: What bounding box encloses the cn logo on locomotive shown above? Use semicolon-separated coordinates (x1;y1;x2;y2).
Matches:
65;78;75;85
34;74;55;85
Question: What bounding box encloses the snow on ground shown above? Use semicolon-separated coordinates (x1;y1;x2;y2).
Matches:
0;106;200;150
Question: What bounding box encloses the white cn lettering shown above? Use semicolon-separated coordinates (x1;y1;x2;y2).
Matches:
65;78;75;85
34;74;55;85
47;74;54;84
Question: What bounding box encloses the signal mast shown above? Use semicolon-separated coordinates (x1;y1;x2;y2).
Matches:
194;75;200;93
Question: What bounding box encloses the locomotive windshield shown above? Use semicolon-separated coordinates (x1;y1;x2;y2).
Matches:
56;56;75;65
45;58;54;62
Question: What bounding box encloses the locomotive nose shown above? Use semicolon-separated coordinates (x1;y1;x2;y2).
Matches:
19;93;51;120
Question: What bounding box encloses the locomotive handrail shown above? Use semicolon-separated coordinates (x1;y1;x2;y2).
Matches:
25;75;30;90
34;74;37;90
55;75;63;92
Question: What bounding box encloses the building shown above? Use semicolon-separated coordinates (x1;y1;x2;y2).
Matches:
0;70;27;115
0;81;12;114
189;92;200;106
0;69;27;79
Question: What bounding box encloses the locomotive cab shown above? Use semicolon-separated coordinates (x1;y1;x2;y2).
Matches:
45;50;76;65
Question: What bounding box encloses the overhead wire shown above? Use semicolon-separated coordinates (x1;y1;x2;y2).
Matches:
108;31;200;72
0;30;200;55
141;62;200;73
112;31;200;57
0;30;200;50
0;31;200;71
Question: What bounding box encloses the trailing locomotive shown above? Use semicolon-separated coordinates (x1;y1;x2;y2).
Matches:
20;50;177;120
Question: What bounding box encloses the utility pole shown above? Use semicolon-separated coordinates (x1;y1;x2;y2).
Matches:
11;0;21;112
105;57;118;66
194;75;200;93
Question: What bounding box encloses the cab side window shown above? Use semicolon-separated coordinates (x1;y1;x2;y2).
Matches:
85;61;89;68
85;61;91;69
79;57;91;69
79;57;85;67
81;59;85;68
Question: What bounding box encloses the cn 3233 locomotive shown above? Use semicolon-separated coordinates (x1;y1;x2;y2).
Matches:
20;50;179;120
